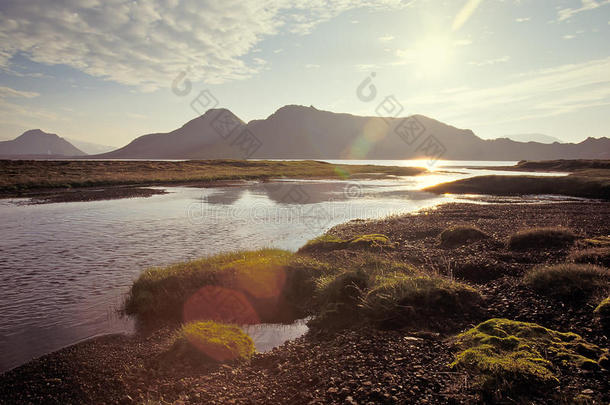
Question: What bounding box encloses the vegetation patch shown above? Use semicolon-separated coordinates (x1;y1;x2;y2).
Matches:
423;172;610;200
299;233;395;253
451;318;607;398
570;247;610;267
169;321;254;363
582;235;610;247
594;297;610;331
360;273;481;327
439;225;489;247
524;263;609;300
507;227;577;250
124;249;294;322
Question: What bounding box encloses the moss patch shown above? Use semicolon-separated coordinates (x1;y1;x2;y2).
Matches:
524;264;609;300
451;319;607;397
594;297;610;331
582;235;610;247
439;225;488;247
507;227;577;250
169;321;254;363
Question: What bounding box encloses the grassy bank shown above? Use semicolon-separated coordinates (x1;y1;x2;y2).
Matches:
0;159;425;195
424;170;610;199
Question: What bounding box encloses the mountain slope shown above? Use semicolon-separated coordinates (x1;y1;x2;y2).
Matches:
97;105;610;160
0;129;86;156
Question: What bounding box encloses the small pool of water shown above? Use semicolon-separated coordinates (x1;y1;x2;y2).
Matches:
242;318;310;353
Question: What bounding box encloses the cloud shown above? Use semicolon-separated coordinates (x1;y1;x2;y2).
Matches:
515;17;530;23
0;86;40;98
0;0;409;91
453;39;473;46
558;0;610;21
379;35;395;42
305;64;320;69
404;57;610;124
469;56;510;66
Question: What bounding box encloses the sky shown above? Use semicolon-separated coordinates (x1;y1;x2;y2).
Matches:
0;0;609;148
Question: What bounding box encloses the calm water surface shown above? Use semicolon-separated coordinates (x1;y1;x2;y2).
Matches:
0;160;568;372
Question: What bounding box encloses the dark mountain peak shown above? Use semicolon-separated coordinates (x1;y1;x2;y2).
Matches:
1;129;85;156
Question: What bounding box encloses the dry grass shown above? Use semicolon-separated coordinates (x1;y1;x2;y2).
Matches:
439;225;488;247
524;263;610;300
569;247;610;267
507;227;576;250
0;159;425;193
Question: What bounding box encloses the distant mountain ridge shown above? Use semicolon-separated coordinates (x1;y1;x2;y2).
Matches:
4;106;609;160
502;133;563;144
65;138;116;154
98;105;609;160
0;129;85;156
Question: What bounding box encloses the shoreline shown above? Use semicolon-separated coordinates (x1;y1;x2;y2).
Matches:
2;200;609;404
0;159;426;196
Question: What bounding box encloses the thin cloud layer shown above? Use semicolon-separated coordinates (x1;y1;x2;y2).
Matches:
405;57;610;124
0;0;406;91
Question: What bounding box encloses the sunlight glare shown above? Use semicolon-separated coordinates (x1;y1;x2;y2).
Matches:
409;35;455;78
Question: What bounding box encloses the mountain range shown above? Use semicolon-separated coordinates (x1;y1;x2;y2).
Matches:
2;106;609;160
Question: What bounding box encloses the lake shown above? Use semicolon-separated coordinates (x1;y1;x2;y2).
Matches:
0;160;568;372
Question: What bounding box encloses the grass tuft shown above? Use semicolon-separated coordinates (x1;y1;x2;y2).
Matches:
451;318;607;398
124;249;293;322
439;225;488;247
507;227;576;250
360;273;481;326
570;247;610;267
524;263;609;300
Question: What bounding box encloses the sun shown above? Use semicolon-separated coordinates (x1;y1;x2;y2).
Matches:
409;35;455;78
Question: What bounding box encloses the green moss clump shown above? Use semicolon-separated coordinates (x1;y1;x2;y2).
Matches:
524;264;609;300
594;296;610;331
299;233;394;253
440;225;488;247
507;227;576;250
348;234;394;248
170;321;254;363
582;235;610;247
361;273;481;325
594;296;610;316
299;234;347;252
451;319;606;397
